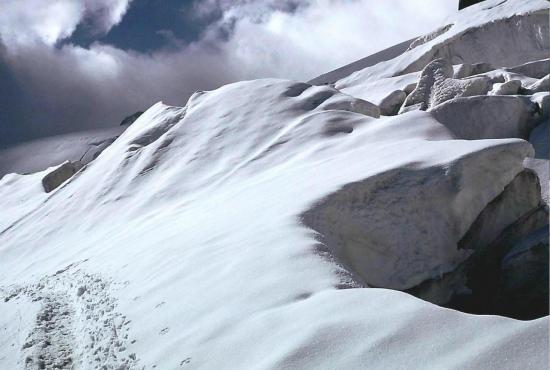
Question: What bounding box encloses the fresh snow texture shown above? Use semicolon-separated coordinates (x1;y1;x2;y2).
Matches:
0;78;548;369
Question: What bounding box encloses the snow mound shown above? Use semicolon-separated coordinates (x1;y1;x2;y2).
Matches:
430;95;541;139
378;90;407;116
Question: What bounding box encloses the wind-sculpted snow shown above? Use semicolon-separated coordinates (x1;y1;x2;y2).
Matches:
1;1;549;367
1;78;548;369
429;95;541;140
307;38;414;86
400;59;490;112
327;0;549;102
506;58;550;79
301;140;535;290
526;74;550;94
0;169;50;231
454;62;495;78
378;90;407;116
490;79;522;95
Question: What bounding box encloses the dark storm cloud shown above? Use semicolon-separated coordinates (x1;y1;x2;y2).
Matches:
0;40;29;146
0;0;457;145
1;41;239;143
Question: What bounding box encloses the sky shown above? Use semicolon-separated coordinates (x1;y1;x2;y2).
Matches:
0;0;458;145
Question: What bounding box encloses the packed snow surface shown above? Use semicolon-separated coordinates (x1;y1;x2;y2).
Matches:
1;0;549;369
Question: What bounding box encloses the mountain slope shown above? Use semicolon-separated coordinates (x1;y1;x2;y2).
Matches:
313;0;549;105
1;0;549;369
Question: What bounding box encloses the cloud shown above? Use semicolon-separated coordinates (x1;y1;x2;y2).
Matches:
214;0;457;78
0;0;131;46
0;0;457;144
191;0;304;21
1;41;237;143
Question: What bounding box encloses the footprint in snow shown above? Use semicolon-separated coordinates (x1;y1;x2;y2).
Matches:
159;327;170;335
180;357;191;366
155;301;166;309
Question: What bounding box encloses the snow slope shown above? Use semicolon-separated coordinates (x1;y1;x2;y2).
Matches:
0;78;547;369
307;38;415;86
1;0;549;369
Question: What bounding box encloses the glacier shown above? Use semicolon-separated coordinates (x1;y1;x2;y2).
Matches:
0;0;549;369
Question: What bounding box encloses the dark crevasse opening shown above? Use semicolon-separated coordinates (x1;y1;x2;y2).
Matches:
410;169;549;320
459;0;490;10
445;212;549;320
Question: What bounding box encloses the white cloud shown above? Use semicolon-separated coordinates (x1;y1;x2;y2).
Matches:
82;0;131;35
206;0;457;79
0;0;131;46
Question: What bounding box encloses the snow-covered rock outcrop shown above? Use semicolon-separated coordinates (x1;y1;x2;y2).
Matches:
0;0;548;369
400;58;490;112
378;89;407;116
430;95;541;139
321;0;549;104
490;79;522;95
0;126;126;179
301;129;534;290
41;161;83;193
